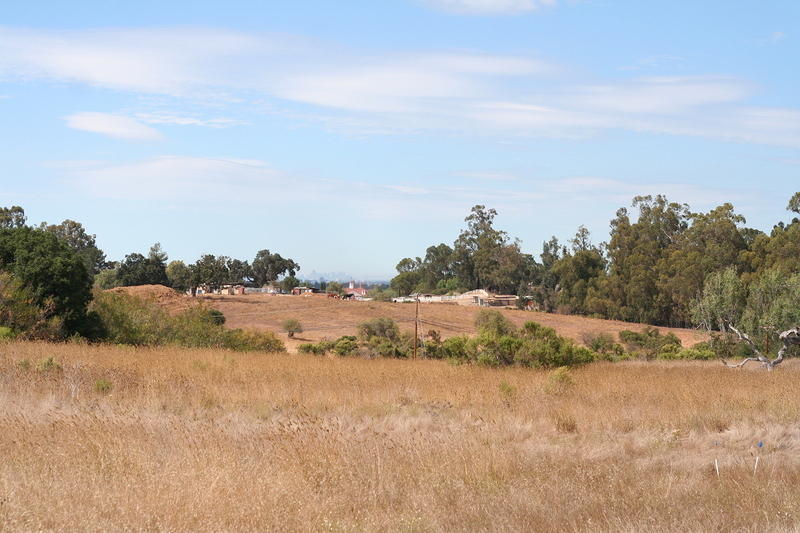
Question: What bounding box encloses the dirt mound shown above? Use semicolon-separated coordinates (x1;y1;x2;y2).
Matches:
106;285;196;314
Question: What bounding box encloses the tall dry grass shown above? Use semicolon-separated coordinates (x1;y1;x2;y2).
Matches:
2;340;800;531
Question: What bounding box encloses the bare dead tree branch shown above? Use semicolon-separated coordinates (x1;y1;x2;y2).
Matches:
722;325;800;370
721;357;766;369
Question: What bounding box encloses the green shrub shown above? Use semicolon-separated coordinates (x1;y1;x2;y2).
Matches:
94;379;113;393
440;336;470;361
333;336;358;356
498;381;517;406
0;272;64;341
298;343;320;355
36;357;61;373
91;291;285;352
221;329;285;353
298;336;357;356
0;325;14;339
356;318;413;358
619;327;683;359
436;319;596;369
475;309;515;336
357;317;401;342
282;318;303;338
657;347;717;360
207;309;226;326
545;366;576;395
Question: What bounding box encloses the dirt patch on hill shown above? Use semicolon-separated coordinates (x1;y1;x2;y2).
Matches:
106;285;198;314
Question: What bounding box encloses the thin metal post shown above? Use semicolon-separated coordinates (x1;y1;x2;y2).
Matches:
413;297;419;358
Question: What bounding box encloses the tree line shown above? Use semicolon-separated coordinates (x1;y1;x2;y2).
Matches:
95;245;300;295
0;205;300;338
392;193;800;331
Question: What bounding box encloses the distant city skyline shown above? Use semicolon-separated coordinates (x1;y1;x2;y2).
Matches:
2;1;798;278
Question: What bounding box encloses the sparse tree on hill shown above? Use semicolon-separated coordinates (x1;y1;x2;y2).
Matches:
282;318;303;338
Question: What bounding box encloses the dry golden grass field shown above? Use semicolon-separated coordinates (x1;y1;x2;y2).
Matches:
2;340;800;531
196;292;708;352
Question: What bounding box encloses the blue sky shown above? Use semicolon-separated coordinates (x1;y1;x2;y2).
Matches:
1;1;798;280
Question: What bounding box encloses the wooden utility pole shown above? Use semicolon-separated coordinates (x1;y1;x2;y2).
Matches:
413;296;419;359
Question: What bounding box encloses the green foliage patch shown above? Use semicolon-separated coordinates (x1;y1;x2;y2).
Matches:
91;291;284;352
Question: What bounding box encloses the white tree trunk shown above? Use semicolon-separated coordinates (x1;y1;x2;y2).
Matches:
722;326;800;370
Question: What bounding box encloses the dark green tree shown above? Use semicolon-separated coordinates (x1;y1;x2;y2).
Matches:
193;254;229;291
280;275;300;293
39;219;107;275
226;258;252;285
0;226;92;334
252;250;299;287
117;244;169;287
655;204;747;326
166;260;193;292
599;196;690;324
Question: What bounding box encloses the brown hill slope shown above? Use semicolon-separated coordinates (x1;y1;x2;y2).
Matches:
199;293;708;348
106;284;198;314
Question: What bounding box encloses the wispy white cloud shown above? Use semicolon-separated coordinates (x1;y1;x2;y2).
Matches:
457;171;520;182
3;26;800;148
421;0;556;15
543;176;739;207
568;76;750;114
270;52;549;113
59;155;742;225
65;156;287;198
64;112;163;140
757;31;787;45
135;112;247;128
618;54;685;72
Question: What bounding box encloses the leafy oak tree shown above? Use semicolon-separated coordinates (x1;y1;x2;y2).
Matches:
252;250;299;287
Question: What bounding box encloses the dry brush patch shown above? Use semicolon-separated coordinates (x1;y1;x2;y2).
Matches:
1;341;799;531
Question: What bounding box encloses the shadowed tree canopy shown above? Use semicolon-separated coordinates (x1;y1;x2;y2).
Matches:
117;244;169;287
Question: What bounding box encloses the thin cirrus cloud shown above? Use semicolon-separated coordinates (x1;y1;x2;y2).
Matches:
421;0;556;15
1;25;799;147
60;154;737;221
65;112;163;140
66;155;289;199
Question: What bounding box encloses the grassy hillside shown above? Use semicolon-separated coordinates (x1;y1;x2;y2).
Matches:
1;341;798;531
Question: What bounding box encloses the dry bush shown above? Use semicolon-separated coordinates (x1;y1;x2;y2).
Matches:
1;341;800;531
